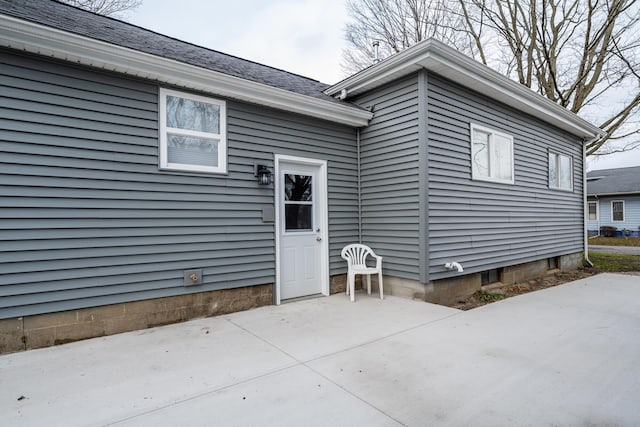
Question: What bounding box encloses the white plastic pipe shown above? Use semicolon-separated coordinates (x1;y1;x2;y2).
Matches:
444;262;464;272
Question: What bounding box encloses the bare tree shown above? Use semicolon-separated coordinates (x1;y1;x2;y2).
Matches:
343;0;466;75
343;0;640;156
59;0;142;18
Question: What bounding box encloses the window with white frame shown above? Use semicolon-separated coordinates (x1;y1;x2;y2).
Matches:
548;151;573;190
588;201;598;220
612;200;625;222
159;88;227;174
470;124;514;184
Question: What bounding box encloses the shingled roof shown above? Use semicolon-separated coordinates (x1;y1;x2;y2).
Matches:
587;166;640;196
0;0;342;104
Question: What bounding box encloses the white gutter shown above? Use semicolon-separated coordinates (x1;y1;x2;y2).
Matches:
326;39;602;139
0;14;372;127
588;191;640;197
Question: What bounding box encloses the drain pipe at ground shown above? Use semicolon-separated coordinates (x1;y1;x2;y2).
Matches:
583;136;601;267
356;127;362;244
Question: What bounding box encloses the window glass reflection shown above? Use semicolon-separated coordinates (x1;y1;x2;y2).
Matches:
285;205;312;230
285;174;312;201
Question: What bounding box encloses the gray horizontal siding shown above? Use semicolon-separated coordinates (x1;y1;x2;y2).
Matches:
353;74;421;280
0;50;357;318
426;72;584;280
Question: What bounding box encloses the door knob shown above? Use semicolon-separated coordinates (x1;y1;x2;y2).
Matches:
316;236;322;241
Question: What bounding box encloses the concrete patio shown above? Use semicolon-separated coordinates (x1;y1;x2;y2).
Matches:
1;272;639;426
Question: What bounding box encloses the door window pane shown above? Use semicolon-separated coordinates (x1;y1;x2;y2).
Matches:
285;174;312;201
285;205;312;230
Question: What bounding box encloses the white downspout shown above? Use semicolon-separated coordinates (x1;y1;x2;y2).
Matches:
583;135;602;267
357;127;362;244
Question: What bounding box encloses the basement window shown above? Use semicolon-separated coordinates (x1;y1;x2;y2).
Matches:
548;256;560;270
481;268;502;285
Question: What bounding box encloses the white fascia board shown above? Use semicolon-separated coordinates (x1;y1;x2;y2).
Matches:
327;39;604;140
0;15;372;127
588;191;640;197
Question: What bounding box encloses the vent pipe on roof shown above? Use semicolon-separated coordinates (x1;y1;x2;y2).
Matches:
373;40;380;64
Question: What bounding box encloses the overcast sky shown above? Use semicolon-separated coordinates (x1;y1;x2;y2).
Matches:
128;0;639;171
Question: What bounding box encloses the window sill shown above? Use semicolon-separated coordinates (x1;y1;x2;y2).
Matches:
158;165;229;176
548;186;573;192
472;176;514;185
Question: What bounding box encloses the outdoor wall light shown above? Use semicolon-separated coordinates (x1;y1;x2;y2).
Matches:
255;164;272;185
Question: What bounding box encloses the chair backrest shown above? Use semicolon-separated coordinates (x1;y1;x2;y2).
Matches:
341;244;374;266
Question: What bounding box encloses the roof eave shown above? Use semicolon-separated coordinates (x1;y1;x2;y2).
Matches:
588;191;640;197
327;39;604;140
0;14;372;127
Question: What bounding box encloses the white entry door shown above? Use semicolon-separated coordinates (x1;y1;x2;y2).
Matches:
276;156;328;302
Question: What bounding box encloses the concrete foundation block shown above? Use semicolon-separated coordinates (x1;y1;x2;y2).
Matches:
0;318;25;354
23;311;77;330
24;327;56;350
501;260;549;285
330;274;347;294
426;273;482;306
560;252;584;270
384;276;428;300
3;283;273;355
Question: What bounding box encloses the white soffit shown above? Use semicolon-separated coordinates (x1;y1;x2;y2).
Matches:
0;14;372;127
326;39;604;140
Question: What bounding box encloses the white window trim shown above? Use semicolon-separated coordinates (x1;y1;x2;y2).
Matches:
159;88;227;174
470;123;515;185
548;150;573;191
611;200;625;222
587;201;598;221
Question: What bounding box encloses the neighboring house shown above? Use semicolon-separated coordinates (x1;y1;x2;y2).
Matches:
0;0;603;353
587;167;640;237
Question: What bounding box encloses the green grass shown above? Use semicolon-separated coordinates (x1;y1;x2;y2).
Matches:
589;252;640;272
589;236;640;247
474;290;507;302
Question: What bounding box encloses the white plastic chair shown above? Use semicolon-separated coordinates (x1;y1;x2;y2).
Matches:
341;244;383;302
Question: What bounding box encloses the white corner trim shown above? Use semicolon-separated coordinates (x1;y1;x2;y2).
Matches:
0;14;372;127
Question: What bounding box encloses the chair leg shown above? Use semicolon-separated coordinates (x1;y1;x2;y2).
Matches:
345;273;350;296
350;274;356;302
366;275;371;294
378;271;384;299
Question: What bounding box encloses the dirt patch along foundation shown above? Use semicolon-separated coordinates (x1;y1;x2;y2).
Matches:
453;269;603;311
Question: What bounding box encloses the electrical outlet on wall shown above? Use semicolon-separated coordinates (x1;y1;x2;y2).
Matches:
183;269;203;286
